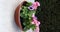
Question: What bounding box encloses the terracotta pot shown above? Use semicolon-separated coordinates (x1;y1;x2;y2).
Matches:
14;1;25;31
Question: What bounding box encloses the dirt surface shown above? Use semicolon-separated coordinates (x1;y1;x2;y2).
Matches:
35;0;60;32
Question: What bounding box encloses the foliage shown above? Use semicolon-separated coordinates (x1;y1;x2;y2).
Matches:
20;2;36;31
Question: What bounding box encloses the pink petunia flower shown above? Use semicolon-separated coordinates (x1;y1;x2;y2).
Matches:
35;21;40;26
35;1;40;6
32;1;40;9
28;1;40;10
31;13;40;32
34;27;39;32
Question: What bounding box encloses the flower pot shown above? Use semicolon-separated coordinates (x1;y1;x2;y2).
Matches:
14;1;40;32
14;1;26;31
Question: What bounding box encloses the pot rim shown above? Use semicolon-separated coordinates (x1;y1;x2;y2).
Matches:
14;1;27;31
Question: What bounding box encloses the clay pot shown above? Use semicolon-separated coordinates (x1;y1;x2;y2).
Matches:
14;1;26;31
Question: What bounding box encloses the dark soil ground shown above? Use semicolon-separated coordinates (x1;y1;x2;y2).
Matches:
35;0;60;32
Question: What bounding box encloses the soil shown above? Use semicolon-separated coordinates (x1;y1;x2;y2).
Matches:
35;0;60;32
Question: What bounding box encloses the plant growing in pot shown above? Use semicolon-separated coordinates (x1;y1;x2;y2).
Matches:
14;1;40;32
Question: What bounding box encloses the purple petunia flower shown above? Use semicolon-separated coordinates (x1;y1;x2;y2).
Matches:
28;6;34;10
28;1;40;10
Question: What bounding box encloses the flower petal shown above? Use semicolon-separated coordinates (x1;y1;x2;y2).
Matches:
38;21;40;25
31;21;35;24
36;1;40;6
34;27;39;32
28;6;34;10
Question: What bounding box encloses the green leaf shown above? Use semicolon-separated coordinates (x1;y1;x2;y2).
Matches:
30;24;36;30
28;11;35;17
26;2;32;6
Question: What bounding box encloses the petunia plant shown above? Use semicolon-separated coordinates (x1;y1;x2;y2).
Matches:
20;1;40;32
